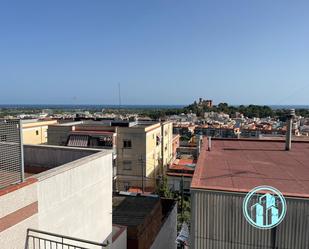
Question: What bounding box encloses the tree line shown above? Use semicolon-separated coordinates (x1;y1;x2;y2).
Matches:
141;102;309;120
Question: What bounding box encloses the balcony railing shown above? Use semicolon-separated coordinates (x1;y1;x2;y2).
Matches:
26;228;109;249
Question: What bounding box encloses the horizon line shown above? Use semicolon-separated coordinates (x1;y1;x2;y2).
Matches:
0;103;309;107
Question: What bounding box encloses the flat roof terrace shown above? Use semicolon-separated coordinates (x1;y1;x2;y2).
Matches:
191;138;309;198
0;143;113;248
0;145;103;189
23;144;109;177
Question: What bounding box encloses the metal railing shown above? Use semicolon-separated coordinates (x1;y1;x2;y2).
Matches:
0;119;24;189
26;229;109;249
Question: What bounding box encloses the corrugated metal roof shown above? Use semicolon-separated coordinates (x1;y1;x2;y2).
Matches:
69;130;114;135
67;135;88;147
191;190;309;249
191;138;309;198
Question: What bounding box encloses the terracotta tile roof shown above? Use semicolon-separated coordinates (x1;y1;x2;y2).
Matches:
169;158;196;171
169;165;195;171
127;187;153;194
173;158;197;166
167;172;194;177
191;138;309;198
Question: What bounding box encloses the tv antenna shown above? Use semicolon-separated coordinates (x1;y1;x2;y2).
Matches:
118;82;122;108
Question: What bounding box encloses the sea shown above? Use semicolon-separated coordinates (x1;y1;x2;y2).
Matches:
0;104;185;110
0;104;308;110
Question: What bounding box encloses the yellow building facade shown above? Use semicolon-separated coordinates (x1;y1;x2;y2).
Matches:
161;121;173;170
116;121;173;191
22;120;58;144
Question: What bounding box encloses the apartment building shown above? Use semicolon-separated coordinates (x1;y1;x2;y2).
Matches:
161;121;173;170
167;158;195;193
47;120;174;192
116;121;173;191
172;134;180;161
22;119;58;144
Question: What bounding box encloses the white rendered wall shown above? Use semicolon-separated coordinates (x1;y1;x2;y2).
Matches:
0;182;38;249
36;151;113;245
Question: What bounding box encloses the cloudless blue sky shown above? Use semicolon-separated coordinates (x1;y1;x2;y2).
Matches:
0;0;308;105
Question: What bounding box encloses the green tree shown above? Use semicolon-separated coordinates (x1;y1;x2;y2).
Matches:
156;176;172;198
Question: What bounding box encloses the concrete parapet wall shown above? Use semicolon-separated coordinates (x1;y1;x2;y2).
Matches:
24;144;101;168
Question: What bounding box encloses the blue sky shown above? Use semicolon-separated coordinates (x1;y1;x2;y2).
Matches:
0;0;308;105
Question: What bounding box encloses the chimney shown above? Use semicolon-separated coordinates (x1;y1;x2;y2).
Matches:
285;109;295;151
197;134;202;156
208;137;212;151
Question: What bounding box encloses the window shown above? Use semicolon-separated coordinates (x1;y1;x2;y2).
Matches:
89;136;113;147
124;182;131;191
184;181;191;190
156;135;161;146
123;140;132;148
0;135;7;142
123;160;132;170
35;130;39;136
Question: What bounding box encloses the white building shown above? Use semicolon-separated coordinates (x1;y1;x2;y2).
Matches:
0;144;126;249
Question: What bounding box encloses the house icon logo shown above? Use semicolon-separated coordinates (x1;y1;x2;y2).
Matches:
243;186;287;229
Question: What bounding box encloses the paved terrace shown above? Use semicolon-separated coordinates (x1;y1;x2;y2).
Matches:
24;144;103;176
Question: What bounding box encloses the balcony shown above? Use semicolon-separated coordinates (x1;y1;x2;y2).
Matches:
26;229;108;249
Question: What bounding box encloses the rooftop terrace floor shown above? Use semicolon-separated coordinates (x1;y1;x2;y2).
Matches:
191;139;309;198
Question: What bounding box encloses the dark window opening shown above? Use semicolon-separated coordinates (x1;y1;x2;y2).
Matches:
123;160;132;170
123;140;132;148
0;135;7;142
156;136;161;146
89;136;113;147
